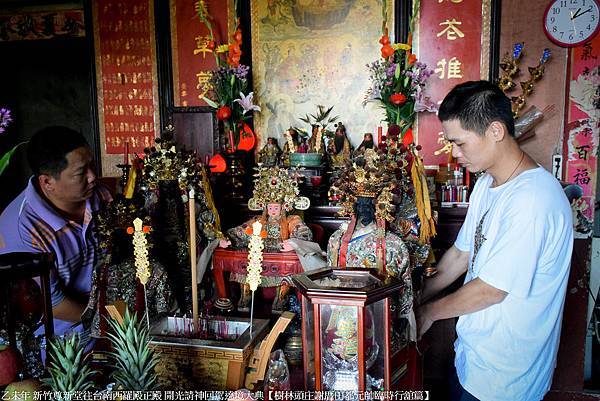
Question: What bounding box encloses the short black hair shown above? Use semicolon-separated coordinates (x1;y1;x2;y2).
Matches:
27;126;89;178
438;80;515;137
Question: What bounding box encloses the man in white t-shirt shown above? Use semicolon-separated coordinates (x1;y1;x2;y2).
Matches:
417;81;573;401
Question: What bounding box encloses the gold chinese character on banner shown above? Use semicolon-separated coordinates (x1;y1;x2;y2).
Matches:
434;57;464;79
437;19;464;40
438;0;463;3
193;35;213;58
434;132;453;155
196;71;212;98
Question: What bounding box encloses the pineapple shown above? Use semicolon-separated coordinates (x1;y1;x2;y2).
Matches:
106;310;159;391
42;334;96;399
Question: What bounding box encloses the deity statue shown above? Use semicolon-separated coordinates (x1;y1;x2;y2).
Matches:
140;134;224;315
307;124;325;154
258;137;282;167
85;196;175;336
327;147;415;332
281;128;301;167
355;133;374;152
327;122;352;168
297;137;309;153
218;166;313;311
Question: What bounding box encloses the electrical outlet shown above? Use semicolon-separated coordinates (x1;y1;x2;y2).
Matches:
552;154;563;180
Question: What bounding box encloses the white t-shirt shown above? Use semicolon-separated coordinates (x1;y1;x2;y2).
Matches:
454;166;573;401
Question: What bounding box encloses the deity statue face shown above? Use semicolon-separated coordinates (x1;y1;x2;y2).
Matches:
267;203;282;218
267;137;277;146
354;197;376;226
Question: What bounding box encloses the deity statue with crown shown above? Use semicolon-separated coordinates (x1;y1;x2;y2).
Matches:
218;166;315;311
139;133;224;315
84;195;175;336
327;148;417;336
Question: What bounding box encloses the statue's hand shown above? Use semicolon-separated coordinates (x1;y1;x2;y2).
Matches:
219;239;231;248
281;240;294;252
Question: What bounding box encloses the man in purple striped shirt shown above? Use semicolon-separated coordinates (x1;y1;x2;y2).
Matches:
0;126;112;339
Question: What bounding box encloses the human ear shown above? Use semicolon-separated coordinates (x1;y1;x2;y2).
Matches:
38;174;55;193
488;121;506;142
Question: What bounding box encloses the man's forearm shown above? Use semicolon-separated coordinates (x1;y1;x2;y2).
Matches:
53;296;86;322
421;246;469;303
425;278;507;322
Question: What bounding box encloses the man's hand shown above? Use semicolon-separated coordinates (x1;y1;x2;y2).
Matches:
416;304;435;340
53;296;86;322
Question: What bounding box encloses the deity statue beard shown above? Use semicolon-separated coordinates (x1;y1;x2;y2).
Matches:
360;138;374;150
334;133;345;154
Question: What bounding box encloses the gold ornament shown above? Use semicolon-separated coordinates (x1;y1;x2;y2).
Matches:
245;221;264;292
247;166;310;212
131;218;151;285
329;148;398;222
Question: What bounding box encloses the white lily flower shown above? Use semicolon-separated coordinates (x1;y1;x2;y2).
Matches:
234;92;261;114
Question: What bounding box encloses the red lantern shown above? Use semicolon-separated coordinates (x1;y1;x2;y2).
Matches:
237;123;256;151
209;153;227;173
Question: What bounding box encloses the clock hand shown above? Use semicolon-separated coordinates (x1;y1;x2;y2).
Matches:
570;10;578;32
573;8;592;19
572;7;582;19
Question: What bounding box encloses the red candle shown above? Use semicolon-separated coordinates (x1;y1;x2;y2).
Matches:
377;126;383;144
124;142;129;165
465;169;470;188
228;130;235;152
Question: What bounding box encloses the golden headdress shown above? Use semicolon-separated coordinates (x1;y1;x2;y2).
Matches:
141;135;203;192
248;166;310;212
329;148;399;222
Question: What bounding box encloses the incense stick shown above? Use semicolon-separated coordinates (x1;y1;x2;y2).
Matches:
189;188;198;331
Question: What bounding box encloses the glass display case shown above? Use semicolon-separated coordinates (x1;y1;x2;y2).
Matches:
292;267;413;392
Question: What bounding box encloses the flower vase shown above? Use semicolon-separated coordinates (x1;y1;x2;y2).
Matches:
223;151;246;201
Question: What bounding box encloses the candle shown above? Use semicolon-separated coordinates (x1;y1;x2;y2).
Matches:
252;220;262;236
228;130;235;152
124;142;129;165
377;126;383;144
465;169;470;189
188;188;198;330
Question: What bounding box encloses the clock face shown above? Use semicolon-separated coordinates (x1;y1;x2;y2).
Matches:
544;0;600;47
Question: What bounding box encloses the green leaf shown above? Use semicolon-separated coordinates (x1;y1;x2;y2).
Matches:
200;96;219;109
0;142;26;176
395;64;401;79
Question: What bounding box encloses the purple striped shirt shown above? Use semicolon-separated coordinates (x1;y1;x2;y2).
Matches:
0;177;112;337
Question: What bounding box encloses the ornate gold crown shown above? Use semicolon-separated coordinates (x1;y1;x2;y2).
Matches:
248;166;310;211
142;136;203;192
329;149;400;221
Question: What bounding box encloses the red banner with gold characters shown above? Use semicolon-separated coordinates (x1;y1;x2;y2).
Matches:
93;0;160;176
565;35;599;238
414;0;492;167
170;0;233;107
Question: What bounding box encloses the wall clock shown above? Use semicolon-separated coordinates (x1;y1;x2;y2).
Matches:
543;0;600;47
